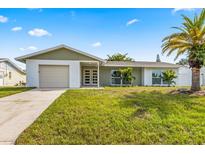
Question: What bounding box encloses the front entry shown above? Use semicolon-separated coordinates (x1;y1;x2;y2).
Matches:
83;69;98;86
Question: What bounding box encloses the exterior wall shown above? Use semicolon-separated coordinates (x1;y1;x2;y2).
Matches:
28;48;97;61
201;67;205;86
143;67;178;86
25;59;186;88
99;66;142;86
0;61;26;86
178;66;205;86
178;66;192;86
26;59;81;88
141;68;144;85
142;66;205;87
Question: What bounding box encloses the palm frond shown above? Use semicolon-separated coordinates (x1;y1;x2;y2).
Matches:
174;47;189;60
197;9;205;28
172;26;189;34
162;9;205;61
162;33;188;42
182;15;194;27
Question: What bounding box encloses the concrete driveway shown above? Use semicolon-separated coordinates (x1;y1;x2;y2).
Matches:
0;88;66;145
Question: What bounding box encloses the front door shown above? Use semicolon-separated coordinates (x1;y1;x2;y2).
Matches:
83;69;98;86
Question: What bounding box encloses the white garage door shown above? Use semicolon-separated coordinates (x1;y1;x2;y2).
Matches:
39;65;69;88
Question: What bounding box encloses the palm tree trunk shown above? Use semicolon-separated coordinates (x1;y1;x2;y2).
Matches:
191;67;201;91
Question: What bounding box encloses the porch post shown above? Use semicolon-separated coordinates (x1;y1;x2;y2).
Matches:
97;61;100;88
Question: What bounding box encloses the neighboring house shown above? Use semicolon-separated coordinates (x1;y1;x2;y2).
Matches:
15;44;180;88
0;58;26;86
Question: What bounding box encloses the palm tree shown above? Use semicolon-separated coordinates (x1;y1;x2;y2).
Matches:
162;9;205;91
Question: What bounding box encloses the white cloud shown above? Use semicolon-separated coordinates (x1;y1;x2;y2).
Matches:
19;46;38;51
19;48;26;51
91;42;102;47
126;18;139;26
27;46;38;50
28;28;52;37
11;26;22;32
172;8;195;14
0;15;8;23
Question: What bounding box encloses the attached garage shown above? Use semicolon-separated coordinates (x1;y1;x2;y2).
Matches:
15;45;104;88
39;65;69;88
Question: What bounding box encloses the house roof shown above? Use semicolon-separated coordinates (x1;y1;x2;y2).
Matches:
15;44;105;63
102;61;180;68
0;58;25;74
15;44;179;68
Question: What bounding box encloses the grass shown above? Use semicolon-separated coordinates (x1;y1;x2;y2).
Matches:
16;87;205;145
0;87;33;98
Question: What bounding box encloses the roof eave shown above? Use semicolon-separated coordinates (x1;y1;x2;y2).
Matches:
1;59;26;74
102;65;180;68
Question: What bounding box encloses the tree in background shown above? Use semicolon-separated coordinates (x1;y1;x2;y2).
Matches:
161;70;177;87
176;58;189;65
162;9;205;91
107;53;134;61
156;54;161;62
119;67;136;86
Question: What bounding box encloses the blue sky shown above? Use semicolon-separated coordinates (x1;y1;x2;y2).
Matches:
0;8;202;68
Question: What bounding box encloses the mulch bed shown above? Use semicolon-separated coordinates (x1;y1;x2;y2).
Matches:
170;88;205;96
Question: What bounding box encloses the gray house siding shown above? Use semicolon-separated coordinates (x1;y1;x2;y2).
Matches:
27;48;98;61
99;66;142;86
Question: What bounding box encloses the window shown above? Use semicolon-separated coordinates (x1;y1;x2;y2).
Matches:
152;70;169;85
111;70;122;85
162;78;169;84
152;70;162;85
9;72;11;79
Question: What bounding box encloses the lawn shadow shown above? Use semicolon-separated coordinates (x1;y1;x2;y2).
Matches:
119;90;199;119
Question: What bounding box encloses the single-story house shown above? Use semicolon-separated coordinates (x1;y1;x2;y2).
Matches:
0;58;26;86
15;44;182;88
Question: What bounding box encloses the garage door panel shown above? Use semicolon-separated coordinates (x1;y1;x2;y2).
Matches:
39;65;69;88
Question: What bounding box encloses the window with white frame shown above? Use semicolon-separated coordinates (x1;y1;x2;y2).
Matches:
111;70;121;85
152;70;169;85
152;70;162;85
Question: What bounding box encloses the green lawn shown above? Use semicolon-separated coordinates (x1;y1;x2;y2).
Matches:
16;87;205;144
0;87;33;98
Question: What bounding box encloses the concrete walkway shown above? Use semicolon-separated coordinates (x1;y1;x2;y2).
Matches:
0;88;66;145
